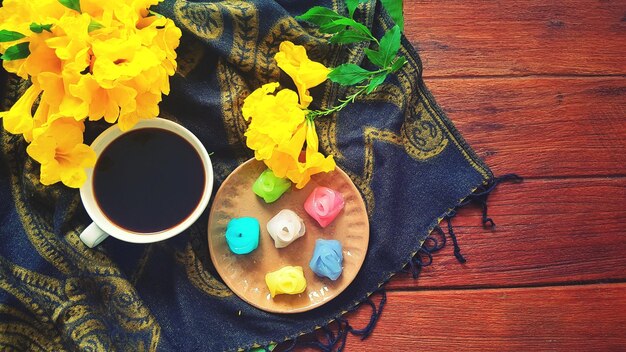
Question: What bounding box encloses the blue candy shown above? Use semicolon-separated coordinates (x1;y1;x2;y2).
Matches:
225;217;260;255
309;239;343;280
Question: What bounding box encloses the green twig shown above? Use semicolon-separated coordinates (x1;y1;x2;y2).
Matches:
307;85;368;120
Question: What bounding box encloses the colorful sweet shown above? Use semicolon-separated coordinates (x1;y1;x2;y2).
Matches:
225;217;260;255
266;209;306;248
309;239;343;280
265;266;307;297
253;169;292;203
304;186;345;227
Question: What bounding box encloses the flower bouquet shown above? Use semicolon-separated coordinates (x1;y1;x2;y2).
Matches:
0;0;181;187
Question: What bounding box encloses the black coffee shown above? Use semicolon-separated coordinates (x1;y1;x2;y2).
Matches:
93;128;205;233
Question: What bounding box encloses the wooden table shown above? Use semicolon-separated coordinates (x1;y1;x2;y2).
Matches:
309;1;626;350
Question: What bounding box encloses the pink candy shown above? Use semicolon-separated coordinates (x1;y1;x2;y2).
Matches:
304;186;345;227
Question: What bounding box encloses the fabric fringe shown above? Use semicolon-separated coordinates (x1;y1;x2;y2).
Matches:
260;289;386;352
403;173;523;278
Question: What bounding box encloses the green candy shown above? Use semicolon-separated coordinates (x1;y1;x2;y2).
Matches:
252;169;291;203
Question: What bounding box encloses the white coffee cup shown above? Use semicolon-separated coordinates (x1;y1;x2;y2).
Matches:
79;118;213;248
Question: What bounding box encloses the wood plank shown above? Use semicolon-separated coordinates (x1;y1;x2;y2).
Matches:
386;178;626;290
403;0;626;76
339;284;626;351
425;77;626;177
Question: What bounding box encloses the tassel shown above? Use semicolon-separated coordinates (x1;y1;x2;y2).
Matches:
402;226;446;278
404;174;523;278
281;289;386;352
445;210;466;264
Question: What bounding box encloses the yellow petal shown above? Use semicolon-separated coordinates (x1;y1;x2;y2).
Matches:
117;112;140;131
59;165;88;188
71;143;97;168
26;134;57;165
0;84;42;135
53;120;84;152
277;122;307;160
37;72;66;112
275;41;329;108
242;82;280;121
305;119;319;153
299;60;331;88
39;160;62;186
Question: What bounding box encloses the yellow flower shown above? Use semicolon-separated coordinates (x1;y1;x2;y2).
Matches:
91;37;160;89
26;118;96;188
242;84;306;160
274;41;330;108
242;42;336;189
263;120;308;178
0;83;42;136
241;82;280;120
44;12;91;63
265;119;336;189
0;0;182;188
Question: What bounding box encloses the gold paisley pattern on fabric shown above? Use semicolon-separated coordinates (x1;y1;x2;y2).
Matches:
218;59;250;153
401;105;449;160
174;1;223;40
175;0;259;73
225;1;259;73
175;35;206;77
176;243;232;298
0;304;65;351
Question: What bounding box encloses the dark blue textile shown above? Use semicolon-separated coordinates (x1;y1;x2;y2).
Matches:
0;1;491;350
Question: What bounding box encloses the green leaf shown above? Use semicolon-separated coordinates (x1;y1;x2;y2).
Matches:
364;26;401;68
29;23;53;33
58;0;81;13
390;55;407;73
375;24;401;67
88;19;104;32
345;0;359;18
381;0;404;31
1;42;30;61
330;30;372;44
328;63;375;86
321;18;373;41
0;30;25;42
366;73;388;93
364;48;385;67
296;6;343;27
318;21;349;34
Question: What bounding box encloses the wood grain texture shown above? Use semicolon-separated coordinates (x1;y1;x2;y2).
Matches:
286;1;626;350
386;178;626;289
341;284;626;351
403;0;626;77
425;77;626;177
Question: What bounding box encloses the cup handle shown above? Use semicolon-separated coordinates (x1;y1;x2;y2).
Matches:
80;222;109;248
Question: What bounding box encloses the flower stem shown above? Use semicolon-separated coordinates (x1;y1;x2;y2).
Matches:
307;85;369;120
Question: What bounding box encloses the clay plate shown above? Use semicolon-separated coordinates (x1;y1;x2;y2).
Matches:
208;159;369;314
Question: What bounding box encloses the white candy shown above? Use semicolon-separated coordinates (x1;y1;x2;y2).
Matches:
266;209;306;248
